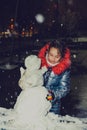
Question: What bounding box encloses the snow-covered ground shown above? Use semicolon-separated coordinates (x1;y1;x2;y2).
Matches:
0;108;87;130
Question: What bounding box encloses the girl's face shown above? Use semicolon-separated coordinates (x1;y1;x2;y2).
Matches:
48;47;61;64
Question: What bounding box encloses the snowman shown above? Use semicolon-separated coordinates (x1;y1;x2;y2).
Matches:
13;55;52;128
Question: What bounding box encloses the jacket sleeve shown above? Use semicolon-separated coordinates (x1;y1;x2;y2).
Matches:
52;48;71;75
38;43;49;67
44;69;70;100
53;69;70;100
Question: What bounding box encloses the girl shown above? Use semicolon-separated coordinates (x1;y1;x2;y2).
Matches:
38;40;71;114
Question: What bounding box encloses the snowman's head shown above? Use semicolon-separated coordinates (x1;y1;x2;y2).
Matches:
25;55;41;72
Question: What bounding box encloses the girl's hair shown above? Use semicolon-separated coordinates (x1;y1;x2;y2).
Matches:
48;40;66;58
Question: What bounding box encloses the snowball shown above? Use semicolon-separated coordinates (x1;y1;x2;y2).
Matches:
35;14;45;23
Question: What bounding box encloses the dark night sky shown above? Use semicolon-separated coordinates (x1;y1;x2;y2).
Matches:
0;0;45;27
0;0;87;29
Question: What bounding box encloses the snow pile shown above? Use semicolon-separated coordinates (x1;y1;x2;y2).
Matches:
0;55;87;130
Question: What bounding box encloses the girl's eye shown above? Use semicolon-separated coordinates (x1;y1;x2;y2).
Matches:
56;56;59;58
49;53;53;57
57;52;60;55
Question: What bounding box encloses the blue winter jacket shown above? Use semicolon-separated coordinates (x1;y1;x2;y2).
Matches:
43;68;71;114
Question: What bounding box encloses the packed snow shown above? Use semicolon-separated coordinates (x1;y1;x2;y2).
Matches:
0;55;87;130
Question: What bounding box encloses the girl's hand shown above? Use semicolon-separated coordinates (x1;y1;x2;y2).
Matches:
46;90;55;101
